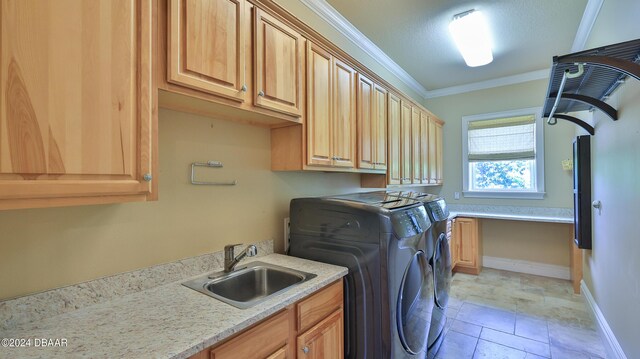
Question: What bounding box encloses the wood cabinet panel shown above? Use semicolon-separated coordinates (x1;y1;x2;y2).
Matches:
435;119;444;184
297;280;343;333
373;84;387;171
428;117;437;184
400;100;412;184
411;107;421;184
357;74;374;169
387;93;401;185
331;58;356;168
210;309;291;359
420;111;429;184
452;217;482;275
254;9;303;117
296;309;343;359
306;43;332;167
168;0;246;101
356;75;386;172
0;0;154;208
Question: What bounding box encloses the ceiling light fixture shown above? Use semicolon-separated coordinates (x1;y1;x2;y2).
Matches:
449;9;493;67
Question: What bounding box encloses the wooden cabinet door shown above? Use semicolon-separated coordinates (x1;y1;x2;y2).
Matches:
254;9;304;117
266;346;289;359
435;120;444;184
168;0;246;102
411;107;421;184
420;112;429;184
454;217;481;274
387;93;401;185
356;74;374;169
372;84;387;171
331;58;356;168
306;43;332;167
211;309;291;359
400;100;412;184
449;219;459;270
0;0;153;209
296;309;343;359
428;117;438;184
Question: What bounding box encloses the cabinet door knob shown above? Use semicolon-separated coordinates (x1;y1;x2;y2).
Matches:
302;346;310;354
258;90;265;97
143;173;152;182
241;84;247;92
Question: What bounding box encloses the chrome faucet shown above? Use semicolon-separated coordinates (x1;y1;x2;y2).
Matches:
223;244;257;272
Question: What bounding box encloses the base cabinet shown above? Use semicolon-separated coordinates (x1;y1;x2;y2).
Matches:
451;217;482;275
189;279;344;359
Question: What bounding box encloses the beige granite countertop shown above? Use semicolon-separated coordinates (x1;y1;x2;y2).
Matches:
0;254;347;359
448;204;573;224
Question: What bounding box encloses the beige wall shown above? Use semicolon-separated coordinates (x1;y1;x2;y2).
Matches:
581;1;640;356
0;109;365;300
482;220;572;267
426;79;575;208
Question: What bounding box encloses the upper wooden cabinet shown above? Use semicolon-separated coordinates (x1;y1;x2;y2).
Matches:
411;107;421;184
167;0;247;102
420;111;430;184
253;8;304;117
356;74;387;172
387;93;401;185
0;0;154;210
399;100;412;184
306;42;356;169
428;116;444;184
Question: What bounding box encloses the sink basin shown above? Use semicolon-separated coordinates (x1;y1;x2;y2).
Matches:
182;261;317;309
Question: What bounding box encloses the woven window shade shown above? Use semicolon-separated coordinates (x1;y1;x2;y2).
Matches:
468;115;535;161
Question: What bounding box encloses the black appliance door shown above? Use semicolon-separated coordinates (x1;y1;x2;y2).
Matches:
433;233;451;308
396;251;434;355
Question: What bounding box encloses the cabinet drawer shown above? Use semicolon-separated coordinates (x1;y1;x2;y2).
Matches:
297;280;343;333
211;309;290;359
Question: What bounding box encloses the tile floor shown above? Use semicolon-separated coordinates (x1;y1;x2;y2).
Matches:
435;268;607;359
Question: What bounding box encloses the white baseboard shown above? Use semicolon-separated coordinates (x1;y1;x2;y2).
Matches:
482;256;570;280
580;280;627;359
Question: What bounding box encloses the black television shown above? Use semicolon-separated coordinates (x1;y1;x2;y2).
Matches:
573;135;592;249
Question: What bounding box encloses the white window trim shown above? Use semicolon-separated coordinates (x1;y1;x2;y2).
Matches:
461;107;545;200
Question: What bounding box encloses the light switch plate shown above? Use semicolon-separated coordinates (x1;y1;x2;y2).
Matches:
454;192;461;200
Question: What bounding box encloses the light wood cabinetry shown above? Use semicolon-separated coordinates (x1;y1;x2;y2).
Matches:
0;0;155;210
167;0;247;102
305;42;356;169
356;74;387;172
451;217;482;275
400;100;412;184
253;8;304;117
411;107;422;184
428;116;444;185
420;111;430;184
297;309;343;359
189;279;344;359
386;93;402;185
209;309;291;359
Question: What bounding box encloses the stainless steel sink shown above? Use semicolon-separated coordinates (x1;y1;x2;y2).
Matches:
182;261;317;309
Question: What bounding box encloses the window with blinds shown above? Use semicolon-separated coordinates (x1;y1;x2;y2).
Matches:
462;108;545;199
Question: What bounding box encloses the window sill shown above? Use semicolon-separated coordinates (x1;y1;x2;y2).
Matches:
462;191;546;200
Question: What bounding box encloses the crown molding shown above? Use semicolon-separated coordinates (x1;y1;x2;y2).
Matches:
425;69;550;99
297;0;430;98
297;0;599;100
571;0;604;52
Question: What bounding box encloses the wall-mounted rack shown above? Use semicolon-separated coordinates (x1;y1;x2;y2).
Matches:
190;161;237;186
543;38;640;135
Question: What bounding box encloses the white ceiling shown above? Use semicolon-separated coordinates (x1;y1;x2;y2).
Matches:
318;0;590;96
